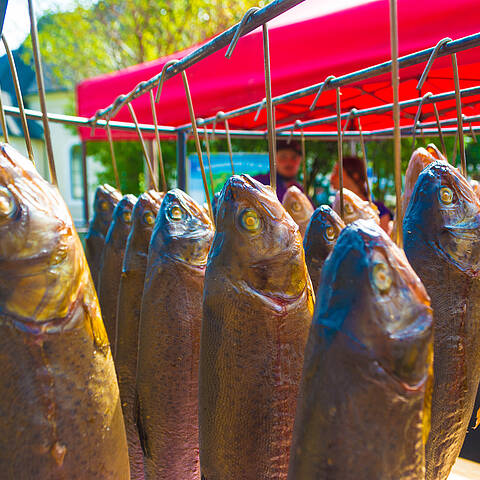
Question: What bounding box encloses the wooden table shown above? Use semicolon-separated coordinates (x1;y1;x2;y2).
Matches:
449;458;480;479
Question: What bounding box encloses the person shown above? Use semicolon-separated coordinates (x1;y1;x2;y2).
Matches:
330;156;393;234
254;140;308;203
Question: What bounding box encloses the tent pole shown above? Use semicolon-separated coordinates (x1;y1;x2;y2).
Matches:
177;130;187;191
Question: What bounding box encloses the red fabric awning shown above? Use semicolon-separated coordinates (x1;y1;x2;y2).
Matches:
76;0;480;141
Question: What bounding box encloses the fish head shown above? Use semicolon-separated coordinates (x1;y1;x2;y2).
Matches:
213;174;307;298
152;188;214;267
91;184;122;234
106;194;136;245
304;205;345;264
333;188;379;225
131;190;164;235
282;185;314;226
404;161;480;276
0;143;90;329
426;143;447;162
318;219;432;387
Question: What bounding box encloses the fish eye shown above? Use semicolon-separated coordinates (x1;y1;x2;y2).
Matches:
291;201;302;212
143;211;155;225
122;210;132;223
168;205;185;222
0;187;15;221
99;200;110;211
372;262;392;293
344;202;354;214
240;208;261;232
324;225;336;242
439;186;454;205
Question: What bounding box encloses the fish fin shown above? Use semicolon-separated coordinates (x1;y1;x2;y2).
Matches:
135;393;150;458
475;407;480;429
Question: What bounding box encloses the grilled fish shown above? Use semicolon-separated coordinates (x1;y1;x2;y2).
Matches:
403;161;480;480
136;189;214;479
85;184;122;287
332;188;379;225
0;143;129;478
288;219;433;479
97;194;136;353
199;174;314;480
116;190;164;479
303;205;345;293
282;185;314;238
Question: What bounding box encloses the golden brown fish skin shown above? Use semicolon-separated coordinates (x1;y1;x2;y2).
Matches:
0;143;129;479
136;189;214;480
303;205;345;293
282;185;314;238
288;219;433;480
332;188;379;225
115;190;164;480
85;184;122;287
403;162;480;480
97;194;136;353
199;174;314;480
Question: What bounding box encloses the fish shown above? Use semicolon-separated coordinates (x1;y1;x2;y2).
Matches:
136;188;214;480
303;205;345;293
97;194;136;353
115;190;165;479
282;185;314;238
332;188;379;225
0;143;129;478
212;191;221;221
403;161;480;480
288;219;433;480
85;184;122;287
199;174;314;480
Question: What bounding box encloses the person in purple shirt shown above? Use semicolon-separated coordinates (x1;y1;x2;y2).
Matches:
253;140;307;203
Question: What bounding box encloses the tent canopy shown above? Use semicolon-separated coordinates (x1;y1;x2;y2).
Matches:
76;0;480;141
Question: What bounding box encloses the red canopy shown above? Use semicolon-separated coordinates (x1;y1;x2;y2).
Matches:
76;0;480;141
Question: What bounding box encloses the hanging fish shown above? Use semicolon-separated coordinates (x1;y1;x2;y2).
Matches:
136;189;214;480
85;184;122;287
211;191;221;221
116;190;165;480
403;161;480;480
97;194;136;353
199;175;314;480
303;205;345;293
288;219;433;480
0;143;129;478
332;188;379;225
282;185;314;238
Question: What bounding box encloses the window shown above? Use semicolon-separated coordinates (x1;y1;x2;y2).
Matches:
70;145;83;200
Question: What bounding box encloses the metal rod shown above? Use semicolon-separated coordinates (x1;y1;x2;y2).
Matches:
176;130;187;190
433;103;447;159
81;141;89;225
301;128;307;193
390;0;402;247
127;103;158;191
0;85;9;143
263;23;276;193
357;116;372;203
202;125;215;195
150;90;167;191
416;37;452;91
470;121;477;143
155;59;180;103
2;34;35;164
310;75;336;111
411;92;433;153
28;0;57;185
181;71;213;220
224;118;235;175
336;87;344;220
106;121;121;192
452;129;458;165
90;0;306;124
180;32;480;131
452;53;466;176
225;7;260;58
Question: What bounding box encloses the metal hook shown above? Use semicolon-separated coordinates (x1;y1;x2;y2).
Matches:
411;92;433;153
416;37;452;91
432;103;447;160
310;75;336;111
181;71;213;220
127;102;158;192
300;126;307;194
288;119;302;144
149;90;167;192
198;118;215;197
335;88;344;220
225;7;260;59
452;53;466;176
254;98;266;123
155;59;180;103
105;120;121;192
0;85;9;143
469;119;477;144
214;112;234;175
2;34;35;165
